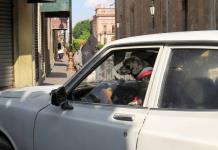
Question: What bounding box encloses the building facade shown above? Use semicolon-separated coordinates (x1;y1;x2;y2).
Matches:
0;0;15;89
92;5;115;44
0;0;41;89
0;0;70;90
40;0;70;83
116;0;218;39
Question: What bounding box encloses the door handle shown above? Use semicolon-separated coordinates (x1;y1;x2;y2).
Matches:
113;114;135;122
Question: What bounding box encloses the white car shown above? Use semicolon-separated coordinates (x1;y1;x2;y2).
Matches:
1;31;218;150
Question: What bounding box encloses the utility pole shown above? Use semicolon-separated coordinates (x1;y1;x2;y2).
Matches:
209;0;216;29
67;0;75;72
165;0;169;32
69;0;72;50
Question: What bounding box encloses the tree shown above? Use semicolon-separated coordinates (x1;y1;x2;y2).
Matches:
64;39;86;53
73;20;90;40
79;31;90;40
97;42;104;50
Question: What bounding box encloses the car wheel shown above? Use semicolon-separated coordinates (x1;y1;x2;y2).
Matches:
0;136;13;150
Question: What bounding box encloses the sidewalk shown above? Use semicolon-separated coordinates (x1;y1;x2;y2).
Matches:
42;56;75;85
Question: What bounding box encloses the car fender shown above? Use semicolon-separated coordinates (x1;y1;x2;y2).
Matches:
0;126;17;150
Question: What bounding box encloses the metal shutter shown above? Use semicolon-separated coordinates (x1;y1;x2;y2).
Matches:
34;5;40;82
0;0;13;89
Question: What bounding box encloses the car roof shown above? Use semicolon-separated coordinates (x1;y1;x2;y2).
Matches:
108;30;218;47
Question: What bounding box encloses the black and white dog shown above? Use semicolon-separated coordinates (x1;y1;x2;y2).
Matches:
116;56;153;105
117;56;153;80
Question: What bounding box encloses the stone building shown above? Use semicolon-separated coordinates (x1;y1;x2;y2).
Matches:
92;5;115;44
116;0;218;39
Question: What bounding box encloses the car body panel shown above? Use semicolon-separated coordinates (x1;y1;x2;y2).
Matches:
0;31;218;150
108;30;218;47
0;85;59;150
138;45;218;150
34;45;165;150
34;103;149;150
137;110;218;150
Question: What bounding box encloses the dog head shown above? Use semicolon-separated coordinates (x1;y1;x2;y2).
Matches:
117;56;145;78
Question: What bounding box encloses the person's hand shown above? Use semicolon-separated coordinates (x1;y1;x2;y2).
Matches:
101;87;113;104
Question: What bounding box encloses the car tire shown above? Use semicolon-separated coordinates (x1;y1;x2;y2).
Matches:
0;136;13;150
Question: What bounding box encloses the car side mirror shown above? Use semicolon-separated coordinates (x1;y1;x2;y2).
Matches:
51;86;73;110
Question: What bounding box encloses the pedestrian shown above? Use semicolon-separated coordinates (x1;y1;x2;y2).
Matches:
57;43;64;61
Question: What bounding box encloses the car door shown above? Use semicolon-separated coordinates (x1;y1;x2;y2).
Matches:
137;46;218;150
34;45;164;150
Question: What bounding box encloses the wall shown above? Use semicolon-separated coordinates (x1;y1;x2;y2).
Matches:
116;0;218;39
13;0;34;87
47;18;55;74
35;4;42;85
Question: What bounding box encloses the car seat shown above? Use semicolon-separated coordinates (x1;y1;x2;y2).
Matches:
178;77;217;109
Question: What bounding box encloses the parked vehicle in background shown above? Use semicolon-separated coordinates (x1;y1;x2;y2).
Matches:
1;31;218;150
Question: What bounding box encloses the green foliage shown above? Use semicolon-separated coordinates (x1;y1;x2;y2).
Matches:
73;20;90;40
79;31;90;40
64;43;70;50
72;39;81;52
64;42;76;53
65;39;86;53
97;42;104;50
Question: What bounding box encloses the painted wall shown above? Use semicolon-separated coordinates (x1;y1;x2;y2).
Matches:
14;0;34;87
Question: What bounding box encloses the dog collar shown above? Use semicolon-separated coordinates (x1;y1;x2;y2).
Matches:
136;67;153;80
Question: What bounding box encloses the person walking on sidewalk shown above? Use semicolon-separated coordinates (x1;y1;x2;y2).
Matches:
57;43;64;61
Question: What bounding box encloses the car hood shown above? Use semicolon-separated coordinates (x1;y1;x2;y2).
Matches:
0;85;61;109
0;85;61;150
0;85;60;98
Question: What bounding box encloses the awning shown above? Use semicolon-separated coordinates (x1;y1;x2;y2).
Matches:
28;0;56;3
40;0;70;12
40;0;70;17
44;11;70;18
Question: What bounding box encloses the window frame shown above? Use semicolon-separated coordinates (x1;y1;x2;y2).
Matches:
112;25;115;34
69;45;164;108
154;45;218;110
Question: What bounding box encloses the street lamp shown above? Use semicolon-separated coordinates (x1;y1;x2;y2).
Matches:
149;0;155;32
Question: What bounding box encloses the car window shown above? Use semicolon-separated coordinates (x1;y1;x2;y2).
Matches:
71;48;159;107
160;49;218;109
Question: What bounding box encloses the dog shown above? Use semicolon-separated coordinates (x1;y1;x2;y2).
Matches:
117;56;152;80
116;56;153;105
